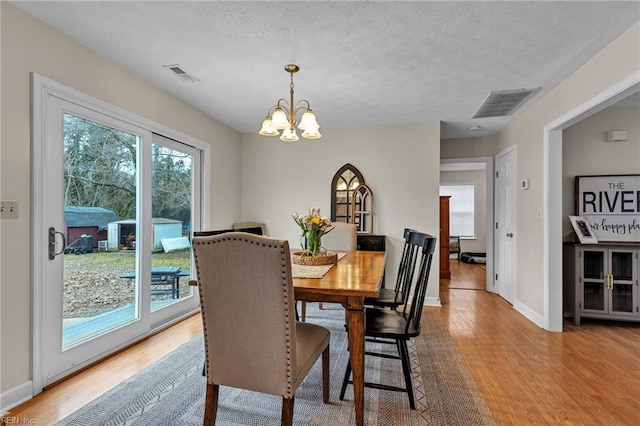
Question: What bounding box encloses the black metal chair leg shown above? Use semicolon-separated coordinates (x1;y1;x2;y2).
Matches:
339;359;352;400
399;340;415;409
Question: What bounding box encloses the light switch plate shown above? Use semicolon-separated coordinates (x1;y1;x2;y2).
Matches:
0;200;19;219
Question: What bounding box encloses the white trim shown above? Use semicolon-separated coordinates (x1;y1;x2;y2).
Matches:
440;156;495;293
543;72;640;332
424;297;442;307
513;299;545;329
31;74;46;394
0;381;33;414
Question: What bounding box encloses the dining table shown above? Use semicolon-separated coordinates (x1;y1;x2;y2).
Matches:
292;249;385;426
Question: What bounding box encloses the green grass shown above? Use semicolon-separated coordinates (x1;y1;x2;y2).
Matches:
64;249;191;270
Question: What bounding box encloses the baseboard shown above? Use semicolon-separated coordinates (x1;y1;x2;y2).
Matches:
1;381;33;415
513;299;545;329
424;296;442;307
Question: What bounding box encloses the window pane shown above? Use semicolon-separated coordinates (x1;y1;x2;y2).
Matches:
62;113;139;349
440;185;475;237
150;144;194;312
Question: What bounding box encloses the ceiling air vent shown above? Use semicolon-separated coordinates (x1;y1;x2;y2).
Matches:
163;64;200;83
472;88;538;119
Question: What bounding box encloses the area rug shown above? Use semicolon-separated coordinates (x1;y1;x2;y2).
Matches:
57;306;494;425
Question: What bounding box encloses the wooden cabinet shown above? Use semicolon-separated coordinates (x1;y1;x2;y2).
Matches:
567;244;639;325
440;196;451;279
357;234;385;252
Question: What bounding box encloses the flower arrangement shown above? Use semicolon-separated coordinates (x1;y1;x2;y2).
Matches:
293;208;333;256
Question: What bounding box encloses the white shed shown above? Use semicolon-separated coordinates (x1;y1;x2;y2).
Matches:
107;218;183;251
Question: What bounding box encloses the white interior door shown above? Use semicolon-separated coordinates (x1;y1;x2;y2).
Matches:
495;146;516;304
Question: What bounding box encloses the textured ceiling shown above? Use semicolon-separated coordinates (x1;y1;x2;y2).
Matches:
12;1;640;139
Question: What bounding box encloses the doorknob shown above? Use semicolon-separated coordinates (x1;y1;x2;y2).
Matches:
48;227;67;260
506;232;513;238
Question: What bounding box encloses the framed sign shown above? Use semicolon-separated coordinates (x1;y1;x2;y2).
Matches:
575;174;640;242
569;216;598;244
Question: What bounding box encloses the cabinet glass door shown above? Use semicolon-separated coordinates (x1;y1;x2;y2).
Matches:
609;250;636;315
583;282;606;311
582;249;607;312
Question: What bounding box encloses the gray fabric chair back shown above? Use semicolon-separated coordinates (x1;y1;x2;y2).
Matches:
322;222;357;250
192;232;297;397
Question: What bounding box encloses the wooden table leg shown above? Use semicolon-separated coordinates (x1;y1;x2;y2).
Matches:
345;297;365;426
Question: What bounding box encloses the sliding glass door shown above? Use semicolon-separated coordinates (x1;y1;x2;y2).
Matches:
34;77;202;387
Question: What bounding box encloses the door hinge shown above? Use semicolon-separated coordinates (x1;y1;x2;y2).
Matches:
495;273;498;281
495;171;499;178
495;222;499;229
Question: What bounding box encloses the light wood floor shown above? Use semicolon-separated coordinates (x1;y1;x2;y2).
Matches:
7;261;640;425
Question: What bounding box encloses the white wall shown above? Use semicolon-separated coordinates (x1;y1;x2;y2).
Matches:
0;3;242;398
241;122;442;305
440;170;487;253
496;22;640;322
563;104;640;236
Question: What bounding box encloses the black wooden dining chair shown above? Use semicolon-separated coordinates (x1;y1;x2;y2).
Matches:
339;232;437;409
363;228;420;309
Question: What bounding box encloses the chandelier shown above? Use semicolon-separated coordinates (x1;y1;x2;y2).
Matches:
259;64;321;142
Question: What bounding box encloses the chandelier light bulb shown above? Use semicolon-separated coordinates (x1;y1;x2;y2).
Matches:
298;109;318;131
259;117;279;136
280;127;299;142
302;126;321;139
271;107;288;130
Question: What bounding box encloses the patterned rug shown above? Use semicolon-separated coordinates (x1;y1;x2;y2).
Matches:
57;305;494;425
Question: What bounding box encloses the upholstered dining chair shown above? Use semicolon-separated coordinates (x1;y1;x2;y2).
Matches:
322;221;357;251
339;232;437;409
299;221;357;321
192;232;330;425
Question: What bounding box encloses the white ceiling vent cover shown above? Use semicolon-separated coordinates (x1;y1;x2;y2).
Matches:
472;88;538;118
163;64;200;83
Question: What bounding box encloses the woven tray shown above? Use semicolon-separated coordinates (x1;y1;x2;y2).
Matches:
292;251;338;266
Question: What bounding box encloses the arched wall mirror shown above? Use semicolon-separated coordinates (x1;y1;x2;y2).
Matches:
351;183;374;233
330;164;374;233
330;164;364;224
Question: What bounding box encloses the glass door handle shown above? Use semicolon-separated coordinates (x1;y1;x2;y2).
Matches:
48;227;67;260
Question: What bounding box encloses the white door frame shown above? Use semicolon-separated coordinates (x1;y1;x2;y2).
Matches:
440;157;495;292
31;73;210;393
543;72;639;332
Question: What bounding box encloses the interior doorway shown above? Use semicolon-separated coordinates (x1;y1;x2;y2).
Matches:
544;74;639;332
440;157;495;293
